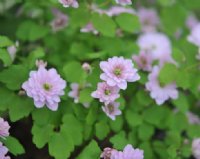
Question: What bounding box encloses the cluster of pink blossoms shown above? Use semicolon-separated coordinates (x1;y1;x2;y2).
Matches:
22;61;66;111
101;144;144;159
92;56;140;120
131;7;179;105
0;118;10;159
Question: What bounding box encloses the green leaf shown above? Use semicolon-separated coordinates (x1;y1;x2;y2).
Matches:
115;13;140;33
92;13;116;37
16;21;49;41
125;111;143;127
32;124;54;148
63;61;86;83
79;88;93;104
49;133;74;159
138;123;155;141
143;106;170;127
95;121;110;140
32;107;56;126
158;63;178;85
168;112;188;132
8;96;34;122
0;35;13;47
86;105;98;125
0;48;12;66
110;131;129;149
140;142;154;159
3;136;25;156
0;65;29;90
109;116;124;132
172;92;189;113
77;140;101;159
167;146;177;159
165;131;181;147
61;114;83;146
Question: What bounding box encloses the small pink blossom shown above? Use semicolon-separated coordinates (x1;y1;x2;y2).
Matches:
186;14;199;30
82;62;92;74
50;9;69;32
101;148;118;159
132;51;153;71
80;23;98;35
187;112;200;125
188;23;200;47
22;66;66;111
111;144;144;159
102;102;121;120
68;83;90;108
35;59;47;68
137;7;160;32
0;142;10;159
0;118;10;138
91;82;120;104
145;66;178;105
59;0;79;8
7;41;18;61
137;32;174;65
192;138;200;159
115;0;132;6
106;6;135;16
100;57;140;90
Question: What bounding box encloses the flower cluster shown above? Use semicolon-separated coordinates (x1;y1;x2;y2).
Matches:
92;56;140;120
0;118;10;159
131;7;179;105
22;61;67;111
101;144;144;159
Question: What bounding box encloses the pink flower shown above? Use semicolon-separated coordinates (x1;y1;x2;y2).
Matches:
192;138;200;159
101;148;117;159
137;7;160;32
102;102;121;120
115;0;132;6
100;57;140;90
82;62;92;74
50;9;69;32
137;32;174;65
7;41;18;61
188;23;200;47
80;23;98;35
68;83;90;108
132;51;153;71
0;118;10;138
186;14;199;30
106;6;135;16
59;0;79;8
187;112;200;125
91;82;120;104
0;142;10;159
22;66;66;111
111;144;144;159
35;59;47;68
145;66;178;105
